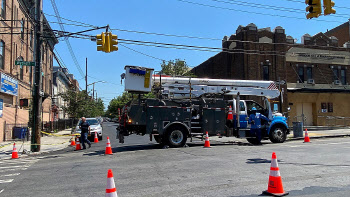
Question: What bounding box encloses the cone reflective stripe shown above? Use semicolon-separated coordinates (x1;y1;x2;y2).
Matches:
70;137;76;146
94;132;99;143
227;105;233;120
106;169;118;197
75;137;81;151
304;129;310;143
12;143;19;159
263;152;288;196
105;136;113;155
204;131;211;148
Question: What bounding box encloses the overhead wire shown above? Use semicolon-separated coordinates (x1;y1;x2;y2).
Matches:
50;0;85;78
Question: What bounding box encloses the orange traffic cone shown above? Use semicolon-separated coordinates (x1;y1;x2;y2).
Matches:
105;136;113;155
75;137;81;151
227;105;233;120
105;169;118;197
262;152;288;196
70;137;76;146
11;143;19;159
94;132;99;143
204;131;211;148
304;129;310;143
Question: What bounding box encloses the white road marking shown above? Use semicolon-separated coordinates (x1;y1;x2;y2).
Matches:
0;173;20;177
0;168;27;173
0;189;3;193
0;179;14;184
0;165;30;169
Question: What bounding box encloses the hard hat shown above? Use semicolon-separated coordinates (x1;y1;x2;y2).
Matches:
251;107;257;111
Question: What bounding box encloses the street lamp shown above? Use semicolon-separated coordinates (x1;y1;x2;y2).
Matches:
87;80;106;99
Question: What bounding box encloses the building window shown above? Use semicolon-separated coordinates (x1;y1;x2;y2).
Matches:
30;30;33;48
20;18;24;40
1;0;6;19
298;66;304;83
306;67;313;80
20;65;23;80
0;40;4;69
263;65;269;80
332;68;339;81
341;69;346;85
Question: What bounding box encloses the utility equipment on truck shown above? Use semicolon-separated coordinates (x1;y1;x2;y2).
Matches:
117;66;289;147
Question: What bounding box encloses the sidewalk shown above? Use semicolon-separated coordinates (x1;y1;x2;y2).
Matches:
208;127;350;143
0;128;74;159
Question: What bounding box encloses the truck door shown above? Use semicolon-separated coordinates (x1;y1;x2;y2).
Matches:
239;101;248;128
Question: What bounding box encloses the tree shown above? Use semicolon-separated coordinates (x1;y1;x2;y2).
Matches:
160;59;195;77
60;89;105;118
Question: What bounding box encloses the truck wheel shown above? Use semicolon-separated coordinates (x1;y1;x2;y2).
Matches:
269;126;287;143
164;126;188;148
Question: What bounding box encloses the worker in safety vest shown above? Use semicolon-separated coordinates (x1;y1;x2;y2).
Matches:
248;107;270;144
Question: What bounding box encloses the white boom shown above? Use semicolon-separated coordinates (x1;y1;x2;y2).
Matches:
153;76;280;99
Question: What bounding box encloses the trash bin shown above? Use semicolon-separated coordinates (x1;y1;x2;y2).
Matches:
12;127;28;139
292;122;303;138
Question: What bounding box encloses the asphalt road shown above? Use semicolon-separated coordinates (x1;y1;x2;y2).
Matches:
1;122;350;196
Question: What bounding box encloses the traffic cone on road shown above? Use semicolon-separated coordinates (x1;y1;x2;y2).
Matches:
262;152;288;196
11;143;19;159
94;132;99;143
304;129;310;143
105;169;118;197
204;131;211;148
75;137;81;151
227;105;233;120
70;137;76;146
105;136;113;155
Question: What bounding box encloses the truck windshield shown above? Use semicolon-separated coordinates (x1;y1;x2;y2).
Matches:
246;101;263;111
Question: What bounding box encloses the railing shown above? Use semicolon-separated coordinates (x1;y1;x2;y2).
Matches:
318;116;350;127
42;119;79;133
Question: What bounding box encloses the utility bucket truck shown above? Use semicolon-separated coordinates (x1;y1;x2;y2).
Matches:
117;66;289;147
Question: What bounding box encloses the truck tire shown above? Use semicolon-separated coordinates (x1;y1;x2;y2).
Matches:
163;126;188;148
269;125;287;143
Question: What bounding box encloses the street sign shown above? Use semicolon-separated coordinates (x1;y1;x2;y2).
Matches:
15;61;35;66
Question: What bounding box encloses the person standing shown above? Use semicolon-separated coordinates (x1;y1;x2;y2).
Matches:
248;107;270;144
79;117;91;149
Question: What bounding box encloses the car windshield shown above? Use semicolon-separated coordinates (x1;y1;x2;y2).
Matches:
78;119;99;126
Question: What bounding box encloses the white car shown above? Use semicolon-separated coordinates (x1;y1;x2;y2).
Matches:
75;118;103;140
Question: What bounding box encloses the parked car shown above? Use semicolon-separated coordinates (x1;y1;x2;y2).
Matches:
75;118;103;140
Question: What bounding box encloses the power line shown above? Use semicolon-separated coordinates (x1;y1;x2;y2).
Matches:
50;0;85;78
209;0;350;18
281;0;350;10
176;0;343;23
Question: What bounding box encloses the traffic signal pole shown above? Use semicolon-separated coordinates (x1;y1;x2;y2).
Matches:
31;0;43;152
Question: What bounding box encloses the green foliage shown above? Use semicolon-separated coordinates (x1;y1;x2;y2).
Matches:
105;91;156;118
60;89;105;118
160;59;196;77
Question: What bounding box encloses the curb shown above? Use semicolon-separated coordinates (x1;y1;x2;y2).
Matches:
287;134;350;141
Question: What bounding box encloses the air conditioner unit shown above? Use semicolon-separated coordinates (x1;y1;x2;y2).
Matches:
307;79;315;84
334;80;340;85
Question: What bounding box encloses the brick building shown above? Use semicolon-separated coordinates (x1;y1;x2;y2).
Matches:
192;23;350;126
0;0;57;141
325;21;349;47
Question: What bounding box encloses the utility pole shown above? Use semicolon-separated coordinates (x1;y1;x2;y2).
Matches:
85;57;88;95
92;83;95;100
31;0;43;152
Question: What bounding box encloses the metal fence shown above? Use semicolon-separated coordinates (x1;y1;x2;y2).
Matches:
318;116;350;127
42;119;79;133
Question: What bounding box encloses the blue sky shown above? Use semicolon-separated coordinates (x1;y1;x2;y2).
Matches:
43;0;350;108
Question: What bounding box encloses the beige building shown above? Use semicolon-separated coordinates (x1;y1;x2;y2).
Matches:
0;0;57;141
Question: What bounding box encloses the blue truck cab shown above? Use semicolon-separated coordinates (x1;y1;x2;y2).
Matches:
231;99;289;144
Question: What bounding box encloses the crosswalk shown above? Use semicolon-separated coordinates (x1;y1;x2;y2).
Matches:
0;157;39;193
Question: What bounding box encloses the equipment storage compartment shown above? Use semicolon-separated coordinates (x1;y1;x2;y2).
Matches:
124;66;154;92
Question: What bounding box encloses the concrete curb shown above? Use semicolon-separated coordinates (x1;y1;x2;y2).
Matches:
287;134;350;141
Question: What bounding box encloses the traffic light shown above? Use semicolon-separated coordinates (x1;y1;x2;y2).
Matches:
97;33;107;52
323;0;336;15
305;0;322;19
109;33;118;52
